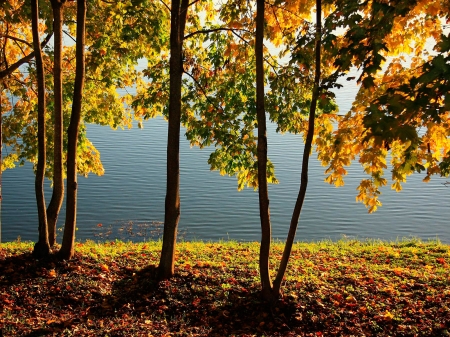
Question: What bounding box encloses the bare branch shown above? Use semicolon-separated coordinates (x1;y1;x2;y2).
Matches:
159;0;170;12
63;30;77;44
187;0;201;7
184;27;252;40
0;34;33;47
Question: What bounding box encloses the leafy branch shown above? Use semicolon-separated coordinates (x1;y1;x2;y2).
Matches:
0;32;54;80
183;69;220;113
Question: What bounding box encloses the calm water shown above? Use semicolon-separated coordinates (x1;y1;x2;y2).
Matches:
2;85;450;243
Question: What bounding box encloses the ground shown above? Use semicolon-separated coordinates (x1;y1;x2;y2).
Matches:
1;239;449;336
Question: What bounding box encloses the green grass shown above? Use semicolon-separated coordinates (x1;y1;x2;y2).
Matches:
1;238;449;336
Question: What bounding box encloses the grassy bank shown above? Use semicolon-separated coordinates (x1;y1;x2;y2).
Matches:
1;239;449;336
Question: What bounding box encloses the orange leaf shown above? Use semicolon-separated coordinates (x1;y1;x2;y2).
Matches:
436;257;446;265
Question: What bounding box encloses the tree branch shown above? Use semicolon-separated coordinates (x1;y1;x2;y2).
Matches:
183;70;220;112
0;34;33;47
228;29;282;74
0;32;53;80
11;73;37;96
63;30;77;44
159;0;170;12
187;0;201;7
184;27;252;40
266;0;305;19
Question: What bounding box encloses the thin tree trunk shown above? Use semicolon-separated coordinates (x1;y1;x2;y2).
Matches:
158;0;189;279
273;0;322;295
31;0;50;258
59;0;86;260
255;0;274;301
47;0;65;247
1;83;3;244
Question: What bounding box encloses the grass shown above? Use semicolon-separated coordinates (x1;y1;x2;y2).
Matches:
0;238;449;336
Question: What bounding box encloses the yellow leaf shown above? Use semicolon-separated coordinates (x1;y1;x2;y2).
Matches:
383;310;394;320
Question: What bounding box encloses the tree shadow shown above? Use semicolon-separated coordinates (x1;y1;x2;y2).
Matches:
0;252;62;287
1;254;305;335
91;264;300;336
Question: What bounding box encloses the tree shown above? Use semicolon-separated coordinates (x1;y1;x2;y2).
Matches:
158;0;190;279
31;0;50;258
272;0;322;297
46;0;67;247
2;0;160;250
131;0;238;279
255;0;323;301
0;2;53;241
255;0;271;299
58;0;87;260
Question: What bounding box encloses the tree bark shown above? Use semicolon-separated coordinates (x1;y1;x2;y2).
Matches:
273;0;322;296
59;0;86;260
0;83;2;244
31;0;50;258
255;0;275;301
158;0;189;279
47;0;66;247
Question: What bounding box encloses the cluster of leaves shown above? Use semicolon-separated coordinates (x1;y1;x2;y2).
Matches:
1;239;449;336
315;0;450;212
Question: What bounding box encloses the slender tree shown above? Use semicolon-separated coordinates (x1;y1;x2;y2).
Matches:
255;0;273;300
255;0;322;301
31;0;51;258
47;0;67;247
59;0;87;260
272;0;322;297
0;82;3;243
158;0;190;279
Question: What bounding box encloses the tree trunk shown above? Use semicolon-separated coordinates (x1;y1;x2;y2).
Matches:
255;0;275;301
59;0;86;260
158;0;189;280
1;84;3;244
47;0;66;247
273;0;322;296
31;0;50;258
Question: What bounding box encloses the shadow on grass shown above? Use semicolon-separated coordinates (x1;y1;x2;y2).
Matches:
0;252;63;287
89;265;300;336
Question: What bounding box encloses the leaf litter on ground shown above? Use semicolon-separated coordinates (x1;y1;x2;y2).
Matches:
0;239;449;336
